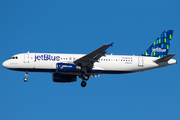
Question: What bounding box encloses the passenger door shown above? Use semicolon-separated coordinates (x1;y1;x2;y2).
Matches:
138;57;143;67
24;53;29;63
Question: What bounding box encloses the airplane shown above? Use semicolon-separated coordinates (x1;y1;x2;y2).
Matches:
2;30;177;87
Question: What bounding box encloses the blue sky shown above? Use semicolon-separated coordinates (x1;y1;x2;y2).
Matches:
0;0;180;120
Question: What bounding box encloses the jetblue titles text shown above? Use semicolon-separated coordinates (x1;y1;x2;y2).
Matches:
34;54;60;62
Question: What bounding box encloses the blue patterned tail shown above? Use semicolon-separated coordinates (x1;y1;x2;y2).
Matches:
140;30;174;58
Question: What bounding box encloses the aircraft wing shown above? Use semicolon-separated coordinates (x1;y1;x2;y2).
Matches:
74;42;113;68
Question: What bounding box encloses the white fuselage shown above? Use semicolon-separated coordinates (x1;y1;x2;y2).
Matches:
2;53;177;75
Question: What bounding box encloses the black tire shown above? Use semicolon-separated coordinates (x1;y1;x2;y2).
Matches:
81;81;86;87
24;77;28;82
83;74;89;81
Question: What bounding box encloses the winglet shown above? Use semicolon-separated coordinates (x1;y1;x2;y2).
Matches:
109;42;114;47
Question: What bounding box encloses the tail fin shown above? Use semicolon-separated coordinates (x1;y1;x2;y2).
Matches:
140;30;174;58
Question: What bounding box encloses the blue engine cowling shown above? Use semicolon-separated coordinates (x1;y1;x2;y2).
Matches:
52;73;77;83
56;63;81;72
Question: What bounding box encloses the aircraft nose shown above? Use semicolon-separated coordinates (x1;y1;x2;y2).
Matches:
2;61;9;68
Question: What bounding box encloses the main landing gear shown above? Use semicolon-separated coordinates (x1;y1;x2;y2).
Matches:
23;72;28;82
80;74;89;87
81;81;86;87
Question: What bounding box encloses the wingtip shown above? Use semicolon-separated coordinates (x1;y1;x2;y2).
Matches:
109;42;114;47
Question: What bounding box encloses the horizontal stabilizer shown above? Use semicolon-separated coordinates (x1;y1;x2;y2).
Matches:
154;54;176;63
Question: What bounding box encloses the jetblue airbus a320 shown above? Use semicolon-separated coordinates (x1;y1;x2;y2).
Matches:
2;30;177;87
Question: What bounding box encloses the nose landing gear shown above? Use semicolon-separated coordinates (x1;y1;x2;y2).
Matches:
23;72;28;82
24;77;28;82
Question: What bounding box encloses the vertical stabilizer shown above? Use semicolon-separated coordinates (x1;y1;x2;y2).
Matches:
141;30;174;58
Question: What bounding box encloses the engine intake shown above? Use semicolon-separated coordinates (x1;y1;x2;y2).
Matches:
56;63;81;72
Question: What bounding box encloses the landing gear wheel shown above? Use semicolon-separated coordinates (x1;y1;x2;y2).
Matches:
24;71;28;82
24;77;28;82
83;74;89;81
81;81;87;87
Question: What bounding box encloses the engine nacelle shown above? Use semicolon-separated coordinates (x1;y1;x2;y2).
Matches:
56;63;81;72
52;73;77;83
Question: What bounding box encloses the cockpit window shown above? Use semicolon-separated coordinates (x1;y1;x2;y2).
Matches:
11;56;18;59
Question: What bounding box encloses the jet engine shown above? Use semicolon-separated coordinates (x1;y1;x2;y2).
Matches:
52;73;77;83
56;63;81;72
